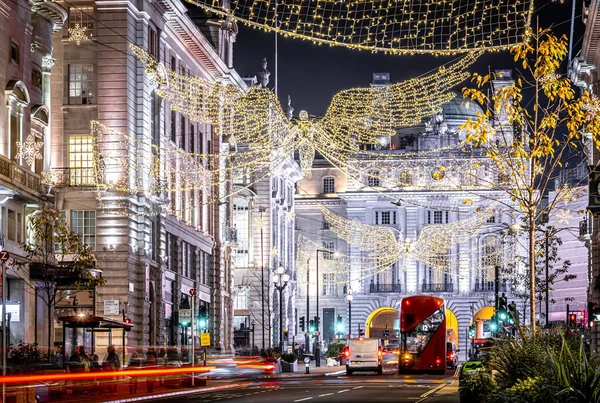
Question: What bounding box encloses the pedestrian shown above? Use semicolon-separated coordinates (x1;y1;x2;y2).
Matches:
128;351;142;393
145;349;157;393
104;345;120;393
89;354;101;394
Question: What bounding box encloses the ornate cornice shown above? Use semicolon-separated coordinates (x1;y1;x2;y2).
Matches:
31;0;67;32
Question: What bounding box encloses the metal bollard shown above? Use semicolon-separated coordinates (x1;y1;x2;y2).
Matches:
305;363;310;374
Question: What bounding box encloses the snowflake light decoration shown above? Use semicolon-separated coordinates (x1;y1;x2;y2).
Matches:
68;24;88;45
557;208;572;224
16;134;43;166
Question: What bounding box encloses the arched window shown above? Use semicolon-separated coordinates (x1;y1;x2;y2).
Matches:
322;176;335;193
367;170;380;187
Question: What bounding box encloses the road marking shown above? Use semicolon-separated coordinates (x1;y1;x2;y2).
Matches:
352;386;364;389
337;389;350;393
319;393;334;397
294;398;314;402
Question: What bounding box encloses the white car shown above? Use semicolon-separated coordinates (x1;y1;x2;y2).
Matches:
343;337;383;375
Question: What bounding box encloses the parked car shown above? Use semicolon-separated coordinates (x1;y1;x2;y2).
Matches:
458;358;485;380
344;337;383;375
446;342;459;369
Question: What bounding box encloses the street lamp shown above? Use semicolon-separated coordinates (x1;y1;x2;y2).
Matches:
346;290;353;339
273;265;290;354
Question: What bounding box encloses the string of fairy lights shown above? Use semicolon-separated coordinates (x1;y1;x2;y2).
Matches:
185;0;534;55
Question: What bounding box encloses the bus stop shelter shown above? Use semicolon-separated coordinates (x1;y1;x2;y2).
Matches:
58;315;134;364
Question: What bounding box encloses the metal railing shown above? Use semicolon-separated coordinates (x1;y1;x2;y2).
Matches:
422;282;454;293
474;280;508;293
48;167;97;187
369;283;402;293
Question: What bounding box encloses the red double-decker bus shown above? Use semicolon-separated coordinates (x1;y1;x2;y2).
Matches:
398;295;446;374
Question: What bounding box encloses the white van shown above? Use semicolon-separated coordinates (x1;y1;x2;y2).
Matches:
343;337;383;375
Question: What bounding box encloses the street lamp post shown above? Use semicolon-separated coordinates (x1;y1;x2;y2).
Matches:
259;206;266;351
346;290;353;339
273;265;290;354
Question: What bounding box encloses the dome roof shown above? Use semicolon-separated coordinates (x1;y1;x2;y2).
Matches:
441;95;484;119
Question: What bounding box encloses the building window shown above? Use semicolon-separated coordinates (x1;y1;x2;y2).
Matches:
323;273;335;296
480;236;499;288
148;26;158;58
367;171;380;187
399;171;412;186
151;91;159;148
428;210;447;224
69;7;94;35
323;176;335;194
71;210;96;250
69;136;94;185
10;41;19;65
486;215;496;224
233;286;249;310
170;110;176;143
151;219;159;262
375;210;397;225
322;216;330;230
190;124;195;154
68;64;94;105
322;241;334;260
233;199;249;267
7;209;15;241
180;116;186;150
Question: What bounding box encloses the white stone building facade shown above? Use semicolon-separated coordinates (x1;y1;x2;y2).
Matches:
48;0;246;355
295;73;519;361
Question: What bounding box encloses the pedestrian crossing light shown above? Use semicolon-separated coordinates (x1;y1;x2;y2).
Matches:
300;316;306;332
309;319;316;333
468;325;475;337
336;315;344;333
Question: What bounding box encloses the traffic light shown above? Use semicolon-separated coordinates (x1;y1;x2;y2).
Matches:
489;315;498;332
498;295;508;322
124;316;132;332
336;315;344;333
300;316;305;332
383;324;389;339
569;313;577;327
315;316;321;328
309;319;316;333
198;305;208;330
468;324;475;337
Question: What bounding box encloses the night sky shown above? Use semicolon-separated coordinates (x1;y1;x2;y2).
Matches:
231;0;586;116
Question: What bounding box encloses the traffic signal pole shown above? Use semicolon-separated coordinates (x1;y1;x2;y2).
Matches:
305;259;310;355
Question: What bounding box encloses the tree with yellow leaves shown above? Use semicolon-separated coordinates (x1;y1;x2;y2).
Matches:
460;28;600;334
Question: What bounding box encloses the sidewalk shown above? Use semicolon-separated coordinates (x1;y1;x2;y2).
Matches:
420;380;459;403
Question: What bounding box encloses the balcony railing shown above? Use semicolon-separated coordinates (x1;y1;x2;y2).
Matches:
474;280;508;293
422;282;454;293
48;167;97;187
370;283;402;293
0;154;42;195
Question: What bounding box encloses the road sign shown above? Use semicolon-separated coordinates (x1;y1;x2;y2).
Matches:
200;332;210;347
304;357;310;364
179;309;192;325
0;251;9;262
190;288;196;296
104;300;120;316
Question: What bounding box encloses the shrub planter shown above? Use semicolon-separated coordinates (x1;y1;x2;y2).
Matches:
280;359;297;372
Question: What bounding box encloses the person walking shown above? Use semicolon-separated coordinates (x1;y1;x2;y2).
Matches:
144;349;157;393
128;351;142;393
103;345;120;394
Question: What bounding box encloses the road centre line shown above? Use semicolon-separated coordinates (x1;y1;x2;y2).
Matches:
294;398;314;402
319;393;334;397
352;386;364;389
337;389;350;393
